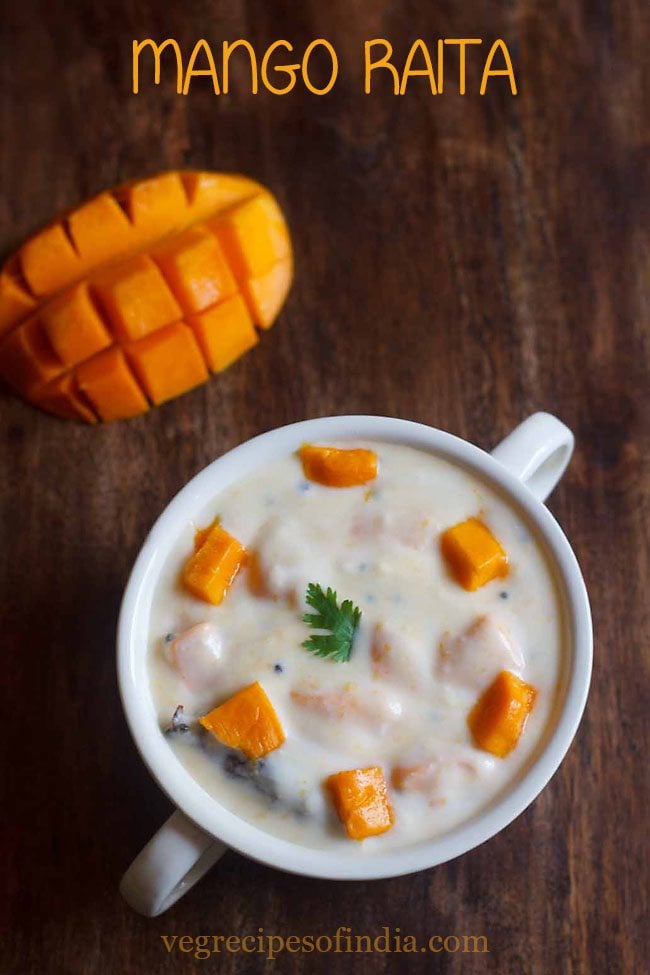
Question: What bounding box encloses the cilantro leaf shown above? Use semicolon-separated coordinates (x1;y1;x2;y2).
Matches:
301;583;362;662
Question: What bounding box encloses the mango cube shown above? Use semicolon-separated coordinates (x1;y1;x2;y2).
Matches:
117;172;188;239
199;681;285;760
211;194;290;280
35;372;97;423
41;284;112;366
127;321;208;405
68;193;133;266
76;346;148;421
182;522;246;605
468;670;537;758
0;317;63;393
0;264;36;335
189;293;258;372
153;226;237;314
93;255;182;341
19;222;82;296
241;257;293;330
326;766;394;840
299;444;378;488
441;517;508;591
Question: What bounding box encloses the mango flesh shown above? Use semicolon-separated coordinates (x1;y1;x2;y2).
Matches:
0;170;293;422
199;681;286;760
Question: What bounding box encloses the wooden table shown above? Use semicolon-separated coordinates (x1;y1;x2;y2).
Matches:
3;1;648;972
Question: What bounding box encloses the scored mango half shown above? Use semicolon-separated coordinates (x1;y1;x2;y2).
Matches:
0;171;293;422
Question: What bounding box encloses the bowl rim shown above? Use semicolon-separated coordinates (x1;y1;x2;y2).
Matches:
117;414;592;880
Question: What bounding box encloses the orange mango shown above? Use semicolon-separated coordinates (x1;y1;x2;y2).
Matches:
93;255;183;342
440;517;509;591
76;347;148;421
0;261;36;335
0;170;292;421
299;444;378;488
153;226;237;314
326;766;394;840
189;294;258;372
40;285;112;366
182;521;247;605
67;193;134;268
241;257;293;330
35;373;97;424
18;223;82;297
127;322;208;406
0;317;63;392
114;172;189;239
199;681;285;760
210;194;290;280
468;670;537;758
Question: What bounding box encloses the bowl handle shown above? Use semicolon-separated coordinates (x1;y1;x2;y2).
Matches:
490;412;574;502
119;809;227;916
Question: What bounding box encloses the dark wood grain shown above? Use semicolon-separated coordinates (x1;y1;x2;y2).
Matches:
2;1;648;973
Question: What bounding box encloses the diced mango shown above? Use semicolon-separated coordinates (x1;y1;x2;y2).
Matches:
181;171;259;220
189;293;258;372
76;346;148;421
126;321;208;405
440;517;508;591
211;193;290;279
326;766;394;840
299;444;378;488
0;171;292;422
93;255;182;341
0;317;63;393
182;521;246;604
242;257;293;329
117;172;188;240
35;372;97;423
193;520;217;553
67;193;133;267
0;263;36;336
153;227;237;314
40;285;112;366
199;681;285;760
19;222;82;296
468;670;537;758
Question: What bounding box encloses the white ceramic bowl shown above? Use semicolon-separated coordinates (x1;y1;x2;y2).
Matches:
118;413;592;915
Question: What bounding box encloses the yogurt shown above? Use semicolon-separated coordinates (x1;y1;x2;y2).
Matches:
147;441;563;851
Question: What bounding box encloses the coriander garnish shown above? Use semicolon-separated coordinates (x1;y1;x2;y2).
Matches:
301;583;362;663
